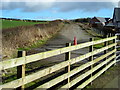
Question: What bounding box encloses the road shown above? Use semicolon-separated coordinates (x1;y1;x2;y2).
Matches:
29;24;92;55
27;23;93;71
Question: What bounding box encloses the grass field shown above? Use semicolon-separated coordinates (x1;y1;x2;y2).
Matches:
1;20;49;29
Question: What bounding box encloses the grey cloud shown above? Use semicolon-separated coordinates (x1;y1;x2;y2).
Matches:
2;2;26;10
1;2;54;12
1;2;115;13
53;2;114;12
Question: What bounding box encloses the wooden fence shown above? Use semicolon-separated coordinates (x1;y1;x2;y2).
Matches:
116;33;120;62
0;36;117;89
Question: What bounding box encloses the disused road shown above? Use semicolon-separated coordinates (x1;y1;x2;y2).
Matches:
27;23;93;73
30;24;93;55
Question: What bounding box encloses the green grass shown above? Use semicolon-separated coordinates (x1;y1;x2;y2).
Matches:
85;85;92;89
93;37;104;49
1;20;49;29
118;48;120;51
93;37;115;49
18;39;48;51
94;44;104;49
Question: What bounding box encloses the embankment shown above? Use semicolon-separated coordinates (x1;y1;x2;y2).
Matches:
2;20;64;58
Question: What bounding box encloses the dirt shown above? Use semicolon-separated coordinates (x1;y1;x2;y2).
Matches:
85;62;120;89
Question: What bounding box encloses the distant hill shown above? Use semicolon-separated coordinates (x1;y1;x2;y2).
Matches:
0;18;49;22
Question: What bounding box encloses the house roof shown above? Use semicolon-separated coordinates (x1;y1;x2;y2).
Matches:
95;17;106;23
113;8;120;21
105;22;114;27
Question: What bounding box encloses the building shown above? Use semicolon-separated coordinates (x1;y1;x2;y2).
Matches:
113;8;120;32
89;17;110;27
105;19;114;28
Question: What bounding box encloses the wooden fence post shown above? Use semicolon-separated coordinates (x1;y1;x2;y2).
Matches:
65;43;71;88
17;51;26;90
104;35;108;66
109;33;111;37
113;35;117;65
89;38;94;85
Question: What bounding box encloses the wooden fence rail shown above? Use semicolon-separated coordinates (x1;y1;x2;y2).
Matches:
0;36;116;70
0;36;117;90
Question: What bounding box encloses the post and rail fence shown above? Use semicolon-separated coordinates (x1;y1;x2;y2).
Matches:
0;35;118;89
115;33;120;62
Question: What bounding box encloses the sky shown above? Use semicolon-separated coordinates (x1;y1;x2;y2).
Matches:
0;0;120;20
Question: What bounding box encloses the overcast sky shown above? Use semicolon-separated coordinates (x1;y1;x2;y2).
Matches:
1;0;120;20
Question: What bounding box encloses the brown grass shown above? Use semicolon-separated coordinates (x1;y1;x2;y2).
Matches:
2;20;64;59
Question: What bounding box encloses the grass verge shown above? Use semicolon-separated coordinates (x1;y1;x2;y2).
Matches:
17;39;48;51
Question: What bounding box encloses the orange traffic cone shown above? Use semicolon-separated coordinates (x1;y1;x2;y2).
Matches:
74;36;77;45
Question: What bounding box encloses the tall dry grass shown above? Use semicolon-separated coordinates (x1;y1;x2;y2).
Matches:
2;20;64;59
